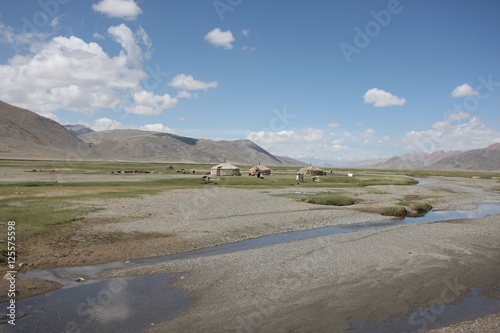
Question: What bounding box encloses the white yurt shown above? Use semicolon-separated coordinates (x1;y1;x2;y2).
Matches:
211;162;241;176
249;165;271;175
299;166;327;176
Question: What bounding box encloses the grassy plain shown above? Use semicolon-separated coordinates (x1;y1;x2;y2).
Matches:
1;159;499;261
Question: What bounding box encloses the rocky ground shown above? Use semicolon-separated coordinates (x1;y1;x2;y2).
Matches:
3;173;500;331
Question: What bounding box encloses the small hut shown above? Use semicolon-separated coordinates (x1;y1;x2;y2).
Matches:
299;166;327;176
211;162;241;176
249;165;271;176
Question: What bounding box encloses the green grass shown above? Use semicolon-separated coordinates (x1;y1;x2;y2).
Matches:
0;177;211;262
276;191;356;206
397;201;433;214
0;159;430;262
214;173;418;189
381;206;408;217
305;195;356;206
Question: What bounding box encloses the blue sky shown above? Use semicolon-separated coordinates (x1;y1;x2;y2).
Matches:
1;0;500;164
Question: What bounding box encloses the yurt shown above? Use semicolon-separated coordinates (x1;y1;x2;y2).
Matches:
211;162;241;176
299;166;327;176
249;165;271;175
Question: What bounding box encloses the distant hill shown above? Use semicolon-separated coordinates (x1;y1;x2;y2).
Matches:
342;144;499;171
370;156;416;170
427;143;500;171
64;124;94;136
78;130;306;166
400;150;461;168
0;100;93;160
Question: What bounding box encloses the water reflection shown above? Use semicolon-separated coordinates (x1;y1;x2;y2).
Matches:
0;274;190;333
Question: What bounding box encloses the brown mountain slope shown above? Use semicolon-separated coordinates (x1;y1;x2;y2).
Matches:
0;100;93;160
427;143;500;171
78;130;305;166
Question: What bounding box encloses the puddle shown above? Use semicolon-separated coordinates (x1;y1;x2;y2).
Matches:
0;274;190;333
3;202;500;332
349;286;500;332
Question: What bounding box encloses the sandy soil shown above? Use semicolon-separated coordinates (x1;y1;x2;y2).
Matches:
4;173;500;331
104;213;500;332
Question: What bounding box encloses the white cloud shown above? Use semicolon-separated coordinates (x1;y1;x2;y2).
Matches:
108;23;145;67
85;118;129;131
49;17;60;28
363;88;406;107
81;118;172;133
355;122;363;126
204;28;235;50
246;127;379;162
404;112;500;152
169;74;218;91
175;116;185;121
92;0;142;20
126;90;178;115
327;122;341;128
0;24;177;118
0;33;146;115
93;32;105;40
450;83;479;98
140;123;172;132
176;90;197;99
331;139;345;145
363;128;376;137
242;29;251;37
0;23;47;51
379;136;391;144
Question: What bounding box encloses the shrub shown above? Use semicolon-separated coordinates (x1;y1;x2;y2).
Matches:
398;201;432;214
381;206;408;217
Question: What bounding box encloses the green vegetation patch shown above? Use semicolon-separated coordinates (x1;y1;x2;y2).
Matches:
381;206;408;217
277;191;356;206
0;160;426;262
397;201;433;214
305;195;356;206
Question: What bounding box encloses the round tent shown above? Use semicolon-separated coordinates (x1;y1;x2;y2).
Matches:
299;166;327;176
249;165;271;175
211;162;241;176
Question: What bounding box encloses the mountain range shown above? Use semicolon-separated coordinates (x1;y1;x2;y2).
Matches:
1;100;499;170
345;145;500;171
0;100;304;166
77;129;304;165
